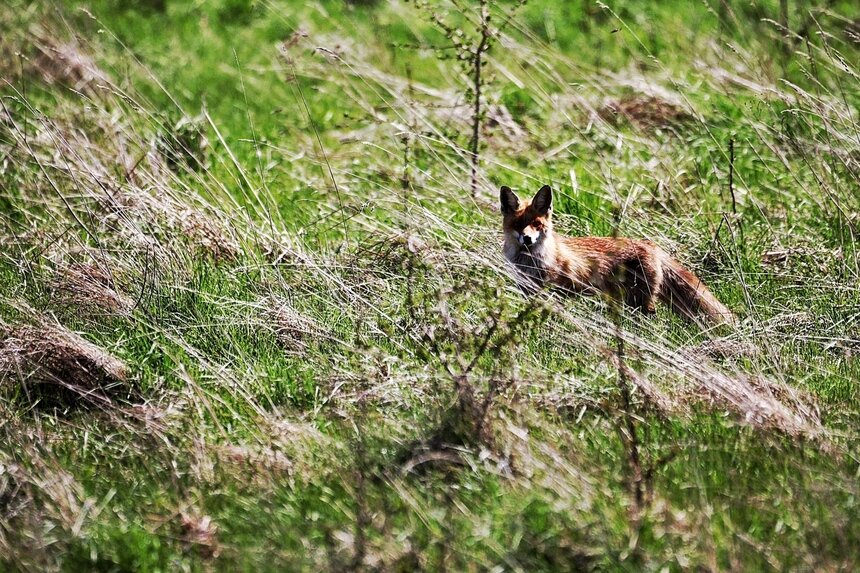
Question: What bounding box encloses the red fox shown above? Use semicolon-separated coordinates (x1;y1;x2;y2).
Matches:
500;185;735;325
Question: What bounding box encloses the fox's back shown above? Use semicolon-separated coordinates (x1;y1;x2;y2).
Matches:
561;236;654;255
559;236;662;277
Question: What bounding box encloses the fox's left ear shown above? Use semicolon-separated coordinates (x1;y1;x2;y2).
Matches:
532;185;552;214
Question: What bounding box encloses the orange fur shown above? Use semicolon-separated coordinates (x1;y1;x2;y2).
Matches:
500;185;735;325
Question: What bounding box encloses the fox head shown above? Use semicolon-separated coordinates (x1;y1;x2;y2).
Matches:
500;184;553;249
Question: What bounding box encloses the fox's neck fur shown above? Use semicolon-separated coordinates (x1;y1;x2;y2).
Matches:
504;224;590;291
504;229;555;282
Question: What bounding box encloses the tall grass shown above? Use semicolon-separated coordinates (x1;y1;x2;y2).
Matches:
1;0;859;570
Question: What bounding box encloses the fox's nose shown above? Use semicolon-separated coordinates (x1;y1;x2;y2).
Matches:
522;235;533;246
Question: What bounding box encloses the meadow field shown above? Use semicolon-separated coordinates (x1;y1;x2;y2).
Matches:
1;0;859;570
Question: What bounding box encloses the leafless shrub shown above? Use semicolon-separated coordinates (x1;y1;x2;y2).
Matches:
391;253;549;473
425;101;529;152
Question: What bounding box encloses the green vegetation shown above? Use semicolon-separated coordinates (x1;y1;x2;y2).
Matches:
1;0;859;570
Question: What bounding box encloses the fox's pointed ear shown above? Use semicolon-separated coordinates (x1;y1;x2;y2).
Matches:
532;185;552;214
500;186;520;214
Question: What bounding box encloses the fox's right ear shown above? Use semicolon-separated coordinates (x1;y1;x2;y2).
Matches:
532;185;552;215
500;186;520;214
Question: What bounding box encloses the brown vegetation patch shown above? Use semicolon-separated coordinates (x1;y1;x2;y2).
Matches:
0;323;128;405
265;297;324;354
179;509;221;558
50;262;136;317
0;452;88;568
682;339;760;361
599;95;693;130
31;36;112;97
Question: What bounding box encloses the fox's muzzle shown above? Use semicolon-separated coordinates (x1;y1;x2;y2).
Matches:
518;227;541;247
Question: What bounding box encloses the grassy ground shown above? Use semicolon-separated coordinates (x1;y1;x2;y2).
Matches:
1;0;859;570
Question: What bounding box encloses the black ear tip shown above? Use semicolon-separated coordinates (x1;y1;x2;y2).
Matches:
540;185;552;193
500;185;511;193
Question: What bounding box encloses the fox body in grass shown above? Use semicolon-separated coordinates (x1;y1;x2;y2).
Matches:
500;185;735;324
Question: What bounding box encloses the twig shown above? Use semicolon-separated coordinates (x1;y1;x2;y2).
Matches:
469;0;491;199
728;137;737;215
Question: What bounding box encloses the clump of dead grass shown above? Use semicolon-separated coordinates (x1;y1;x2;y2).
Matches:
179;509;221;559
2;32;243;266
0;322;128;406
675;360;825;439
0;447;90;569
212;442;295;491
682;338;760;361
599;94;693;130
265;296;325;354
31;34;112;97
49;261;136;317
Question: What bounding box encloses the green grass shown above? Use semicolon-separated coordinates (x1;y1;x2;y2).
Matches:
2;0;860;570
